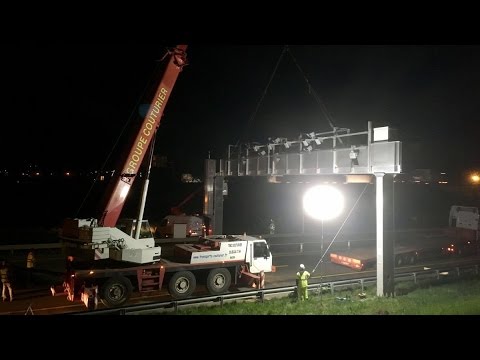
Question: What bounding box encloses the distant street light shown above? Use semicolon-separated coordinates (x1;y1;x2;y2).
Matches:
470;174;480;184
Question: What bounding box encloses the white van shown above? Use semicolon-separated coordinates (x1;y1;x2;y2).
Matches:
157;215;205;238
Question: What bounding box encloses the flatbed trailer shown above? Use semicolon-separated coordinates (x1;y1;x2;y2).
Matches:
329;224;480;271
330;244;443;271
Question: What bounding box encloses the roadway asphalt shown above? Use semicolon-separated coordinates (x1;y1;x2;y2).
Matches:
0;250;65;313
0;229;476;315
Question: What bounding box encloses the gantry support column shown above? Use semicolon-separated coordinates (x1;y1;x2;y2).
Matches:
375;173;395;297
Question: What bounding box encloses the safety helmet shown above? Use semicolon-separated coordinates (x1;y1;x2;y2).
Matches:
299;264;305;270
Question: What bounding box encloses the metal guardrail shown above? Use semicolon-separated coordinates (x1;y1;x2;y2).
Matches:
0;240;358;258
72;287;299;315
0;228;445;255
72;262;480;315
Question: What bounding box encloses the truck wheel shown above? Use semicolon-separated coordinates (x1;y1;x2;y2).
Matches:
100;276;132;308
168;271;196;299
206;268;232;295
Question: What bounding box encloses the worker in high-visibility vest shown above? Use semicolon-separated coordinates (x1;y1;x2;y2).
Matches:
0;260;13;302
26;249;36;288
296;264;310;301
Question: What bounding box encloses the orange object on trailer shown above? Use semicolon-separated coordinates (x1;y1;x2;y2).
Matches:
330;252;365;270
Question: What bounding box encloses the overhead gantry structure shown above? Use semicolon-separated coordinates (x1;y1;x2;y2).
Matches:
203;121;401;297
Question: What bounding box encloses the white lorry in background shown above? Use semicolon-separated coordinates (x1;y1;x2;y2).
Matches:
446;205;479;249
156;214;206;238
449;205;479;230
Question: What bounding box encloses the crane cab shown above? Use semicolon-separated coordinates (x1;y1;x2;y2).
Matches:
116;218;155;239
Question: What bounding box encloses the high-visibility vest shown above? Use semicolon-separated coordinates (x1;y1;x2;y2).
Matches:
0;268;9;283
27;252;35;268
296;270;310;288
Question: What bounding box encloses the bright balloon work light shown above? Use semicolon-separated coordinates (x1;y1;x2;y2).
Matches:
303;185;344;221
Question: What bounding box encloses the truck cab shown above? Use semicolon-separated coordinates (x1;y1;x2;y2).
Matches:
449;205;479;230
116;218;155;240
247;239;274;273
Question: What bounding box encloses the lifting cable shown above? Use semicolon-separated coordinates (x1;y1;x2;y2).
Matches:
75;48;170;217
235;45;289;147
286;47;344;144
311;182;370;274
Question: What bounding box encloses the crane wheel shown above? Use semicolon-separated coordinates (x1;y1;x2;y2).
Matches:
168;271;196;299
206;268;231;295
100;276;132;308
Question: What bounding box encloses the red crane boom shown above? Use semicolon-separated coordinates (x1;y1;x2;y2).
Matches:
100;45;188;227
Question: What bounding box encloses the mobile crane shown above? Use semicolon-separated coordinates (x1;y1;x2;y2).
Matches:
66;233;275;308
57;45;275;308
60;45;188;264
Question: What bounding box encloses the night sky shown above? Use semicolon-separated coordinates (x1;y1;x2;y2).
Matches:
3;44;480;177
